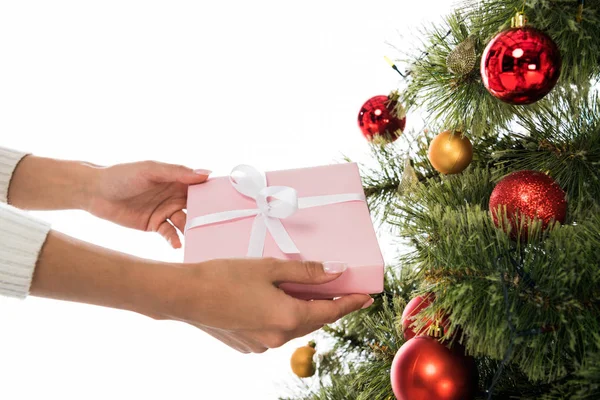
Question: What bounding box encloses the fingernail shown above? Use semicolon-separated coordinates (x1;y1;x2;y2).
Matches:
323;262;348;274
194;169;212;175
361;298;374;309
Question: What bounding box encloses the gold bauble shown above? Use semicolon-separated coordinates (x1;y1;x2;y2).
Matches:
290;341;316;378
427;130;473;174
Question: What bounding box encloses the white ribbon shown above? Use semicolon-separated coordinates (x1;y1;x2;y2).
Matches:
185;164;365;257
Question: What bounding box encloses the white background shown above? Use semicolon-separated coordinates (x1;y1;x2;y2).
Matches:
0;1;452;399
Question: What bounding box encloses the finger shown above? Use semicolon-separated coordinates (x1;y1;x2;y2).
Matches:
237;337;268;354
157;220;181;248
299;294;373;326
148;161;211;185
169;210;187;234
268;259;349;285
288;324;325;341
202;326;267;354
148;201;186;232
197;325;251;354
247;323;323;349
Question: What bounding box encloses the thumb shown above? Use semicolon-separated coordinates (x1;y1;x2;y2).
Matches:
269;260;348;285
150;162;211;184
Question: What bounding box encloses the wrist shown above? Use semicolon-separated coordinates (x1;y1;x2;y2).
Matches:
65;160;99;211
76;162;102;212
129;261;211;321
125;261;183;316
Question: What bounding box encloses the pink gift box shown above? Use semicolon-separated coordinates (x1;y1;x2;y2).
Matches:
183;163;384;299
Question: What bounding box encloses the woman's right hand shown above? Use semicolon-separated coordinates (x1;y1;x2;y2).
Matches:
31;231;372;354
140;258;374;353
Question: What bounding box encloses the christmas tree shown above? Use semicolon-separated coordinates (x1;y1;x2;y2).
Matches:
283;0;600;399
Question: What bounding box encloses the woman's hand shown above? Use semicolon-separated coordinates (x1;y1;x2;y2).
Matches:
135;258;374;353
31;232;373;354
85;161;210;248
9;155;211;248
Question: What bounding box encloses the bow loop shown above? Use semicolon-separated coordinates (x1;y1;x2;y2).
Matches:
229;164;267;199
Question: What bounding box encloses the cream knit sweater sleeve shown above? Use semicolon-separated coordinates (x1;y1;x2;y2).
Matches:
0;147;51;299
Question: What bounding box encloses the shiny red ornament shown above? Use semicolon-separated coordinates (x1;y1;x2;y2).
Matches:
391;336;474;400
489;170;567;236
358;95;406;142
481;27;561;105
401;294;450;340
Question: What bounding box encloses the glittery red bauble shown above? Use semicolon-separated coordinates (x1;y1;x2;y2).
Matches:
391;336;474;400
358;95;406;142
481;27;561;105
489;170;567;236
401;294;450;340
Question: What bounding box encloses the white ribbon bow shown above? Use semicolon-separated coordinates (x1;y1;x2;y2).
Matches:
185;165;365;257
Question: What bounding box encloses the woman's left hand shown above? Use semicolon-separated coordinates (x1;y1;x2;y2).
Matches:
9;155;210;248
86;161;211;248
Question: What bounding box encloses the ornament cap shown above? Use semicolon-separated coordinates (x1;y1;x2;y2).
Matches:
511;12;528;28
427;321;445;338
388;90;401;103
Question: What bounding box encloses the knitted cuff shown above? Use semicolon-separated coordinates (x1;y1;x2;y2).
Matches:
0;147;29;204
0;204;51;299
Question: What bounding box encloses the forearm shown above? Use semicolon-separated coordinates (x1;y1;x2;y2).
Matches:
31;230;170;313
8;155;97;211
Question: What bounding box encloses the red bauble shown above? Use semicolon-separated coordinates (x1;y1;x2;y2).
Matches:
481;27;561;105
489;170;567;236
401;294;450;340
391;336;474;400
358;95;406;142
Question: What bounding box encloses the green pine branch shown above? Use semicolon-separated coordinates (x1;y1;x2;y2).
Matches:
399;1;600;137
287;1;600;399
